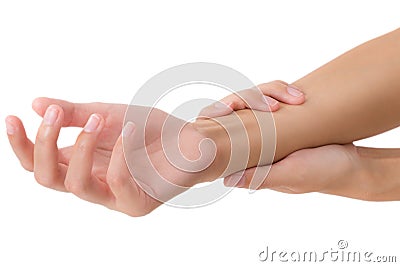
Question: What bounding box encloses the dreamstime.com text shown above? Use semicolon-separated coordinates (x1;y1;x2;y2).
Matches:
259;240;397;263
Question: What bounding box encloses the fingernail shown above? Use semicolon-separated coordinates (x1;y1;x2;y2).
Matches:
122;121;136;137
286;85;304;97
83;114;101;133
5;117;15;135
43;105;59;126
225;173;245;187
264;96;279;107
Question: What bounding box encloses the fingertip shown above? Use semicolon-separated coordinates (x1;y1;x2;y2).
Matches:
5;115;17;124
5;115;17;135
5;115;25;136
287;96;306;105
32;97;48;116
6;116;34;171
33;98;72;121
286;85;305;104
122;121;136;137
269;104;280;112
5;114;21;123
83;113;104;133
263;96;280;112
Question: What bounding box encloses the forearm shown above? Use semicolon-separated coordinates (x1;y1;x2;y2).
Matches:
246;28;400;161
194;28;400;180
289;28;400;146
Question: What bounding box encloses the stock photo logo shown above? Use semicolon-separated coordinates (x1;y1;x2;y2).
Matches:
122;62;276;208
259;240;397;263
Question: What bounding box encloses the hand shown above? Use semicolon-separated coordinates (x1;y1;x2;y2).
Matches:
5;98;215;216
224;144;374;201
198;80;305;117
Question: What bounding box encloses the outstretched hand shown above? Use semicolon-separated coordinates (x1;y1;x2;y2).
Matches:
5;81;309;216
6;98;163;216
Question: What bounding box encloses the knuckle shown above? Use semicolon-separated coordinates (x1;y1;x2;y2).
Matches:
272;79;287;85
258;81;285;92
238;89;259;102
76;139;88;153
35;133;51;146
257;83;269;89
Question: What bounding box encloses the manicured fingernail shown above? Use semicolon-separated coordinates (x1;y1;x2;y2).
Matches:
122;121;136;137
287;85;304;97
264;96;278;107
83;114;101;133
43;105;59;126
5;117;15;135
225;173;245;187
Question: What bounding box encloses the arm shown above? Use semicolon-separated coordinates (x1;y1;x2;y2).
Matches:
7;29;400;215
288;27;400;148
195;28;400;181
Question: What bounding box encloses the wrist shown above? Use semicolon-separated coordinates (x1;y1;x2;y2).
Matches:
192;109;272;181
191;118;230;182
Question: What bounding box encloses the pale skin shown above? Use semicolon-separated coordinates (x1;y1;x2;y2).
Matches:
6;28;400;216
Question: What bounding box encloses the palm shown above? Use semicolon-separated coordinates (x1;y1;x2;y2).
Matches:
44;101;209;215
30;99;164;215
268;144;358;194
11;98;217;216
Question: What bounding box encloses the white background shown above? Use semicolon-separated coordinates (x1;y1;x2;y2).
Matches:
1;1;400;266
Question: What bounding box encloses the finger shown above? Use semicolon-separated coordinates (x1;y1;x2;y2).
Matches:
223;80;291;109
224;161;297;191
32;97;125;127
5;116;34;171
106;122;161;216
199;88;277;118
199;81;306;118
198;101;234;118
64;114;113;205
198;81;291;118
258;81;305;105
33;105;68;191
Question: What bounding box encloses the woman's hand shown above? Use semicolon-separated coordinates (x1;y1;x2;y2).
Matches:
6;98;161;216
224;143;400;202
6;98;218;216
224;144;371;199
198;80;305;117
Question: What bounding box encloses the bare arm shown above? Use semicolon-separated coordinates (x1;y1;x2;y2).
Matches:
195;28;400;180
7;29;400;215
